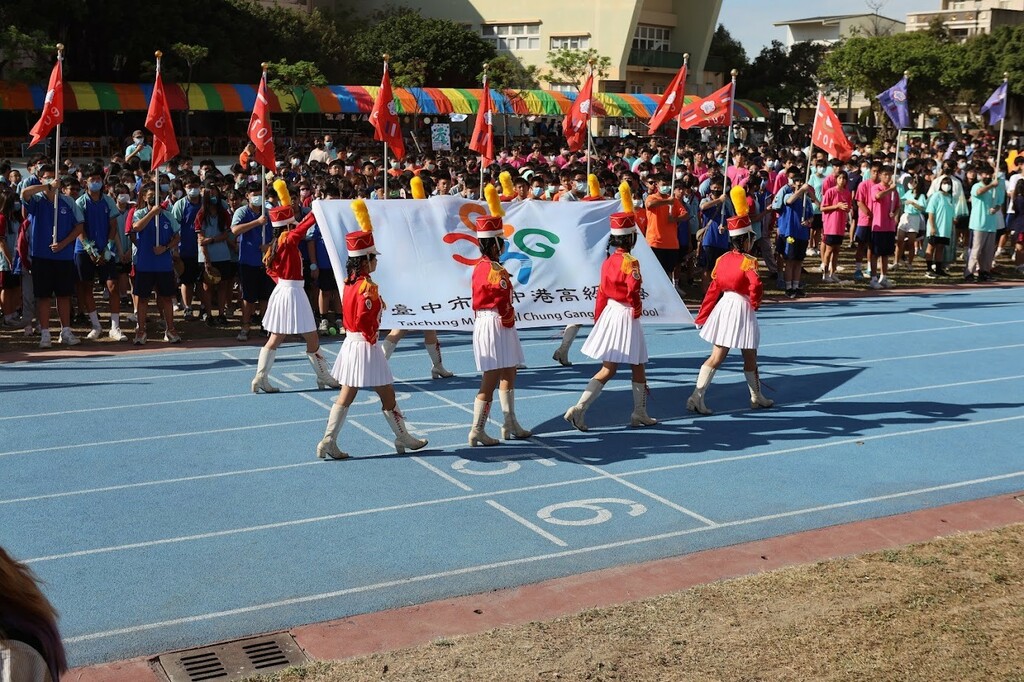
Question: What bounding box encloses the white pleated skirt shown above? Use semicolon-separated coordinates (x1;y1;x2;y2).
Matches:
332;333;394;387
473;309;525;372
581;299;649;364
699;291;760;350
262;279;316;335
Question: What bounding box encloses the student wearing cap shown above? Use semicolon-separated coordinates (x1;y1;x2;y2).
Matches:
688;187;773;415
251;180;341;394
468;188;533;446
125;130;152;172
564;194;657;431
317;199;427;460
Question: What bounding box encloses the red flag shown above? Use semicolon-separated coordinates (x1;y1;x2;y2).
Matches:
248;71;276;169
29;57;64;147
678;83;733;129
811;94;853;161
647;63;687;135
145;68;179;171
370;62;405;161
563;72;605;152
469;75;494;165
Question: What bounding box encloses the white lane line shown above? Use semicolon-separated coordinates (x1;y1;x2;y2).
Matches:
910;312;981;326
19;410;1024;564
61;469;1024;644
0;461;321;505
23;474;608;564
0;393;252;422
820;374;1024;402
528;439;719;527
486;499;567;547
0;418;326;459
619;414;1024;479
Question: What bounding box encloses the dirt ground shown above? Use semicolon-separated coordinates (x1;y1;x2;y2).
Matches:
248;523;1024;682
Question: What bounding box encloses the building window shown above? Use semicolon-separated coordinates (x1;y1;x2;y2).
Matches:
482;23;541;51
550;35;590;50
651;84;665;95
629;84;643;94
549;82;577;94
632;25;671;52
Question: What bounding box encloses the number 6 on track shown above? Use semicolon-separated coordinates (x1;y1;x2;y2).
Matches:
537;498;647;526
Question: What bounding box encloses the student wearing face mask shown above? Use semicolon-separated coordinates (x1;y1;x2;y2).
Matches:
125;130;152;172
231;183;272;341
965;163;1001;282
925;177;956;278
74;167;125;340
130;184;181;345
171;176;205;319
643;175;683;278
528;178;547;200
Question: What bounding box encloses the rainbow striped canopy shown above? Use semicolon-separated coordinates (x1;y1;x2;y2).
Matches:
0;81;768;120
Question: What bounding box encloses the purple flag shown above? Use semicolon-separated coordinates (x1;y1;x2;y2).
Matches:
877;76;911;130
980;81;1008;126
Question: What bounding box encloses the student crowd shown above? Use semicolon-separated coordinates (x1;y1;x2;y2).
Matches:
1;126;1022;349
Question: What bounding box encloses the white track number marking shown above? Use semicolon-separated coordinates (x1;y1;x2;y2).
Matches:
451;453;557;476
537;498;647;526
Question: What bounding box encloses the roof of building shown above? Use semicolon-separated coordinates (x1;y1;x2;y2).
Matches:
773;13;906;27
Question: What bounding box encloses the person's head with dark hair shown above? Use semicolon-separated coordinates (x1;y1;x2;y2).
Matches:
0;546;68;680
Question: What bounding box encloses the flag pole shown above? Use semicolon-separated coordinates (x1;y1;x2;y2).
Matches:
805;87;825;185
153;50;164;248
996;71;1009;177
722;69;738;191
480;62;488;193
382;54;390;201
586;58;595;180
670;53;689;195
51;43;64;246
260;61;269;225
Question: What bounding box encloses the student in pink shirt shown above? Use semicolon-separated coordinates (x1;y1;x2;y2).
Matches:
869;165;900;288
820;170;852;283
854;161;881;280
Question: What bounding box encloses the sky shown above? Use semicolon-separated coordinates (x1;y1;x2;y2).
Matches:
719;0;931;56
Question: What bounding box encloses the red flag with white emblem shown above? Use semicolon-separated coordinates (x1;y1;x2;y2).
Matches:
29;56;64;147
647;63;687;135
811;94;853;161
145;65;179;170
248;70;276;169
370;62;405;161
563;72;605;152
469;74;494;165
678;83;733;129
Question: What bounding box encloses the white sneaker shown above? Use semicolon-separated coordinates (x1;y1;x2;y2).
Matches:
237;328;249;342
995;248;1006;258
86;328;103;341
880;277;894;289
125;313;138;323
869;277;882;290
59;329;81;346
39;330;52;348
164;331;182;344
109;327;128;341
891;262;900;272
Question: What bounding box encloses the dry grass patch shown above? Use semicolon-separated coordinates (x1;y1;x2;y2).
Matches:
248;524;1024;682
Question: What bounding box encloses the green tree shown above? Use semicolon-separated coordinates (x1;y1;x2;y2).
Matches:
0;25;56;81
545;48;611;90
351;8;495;87
172;43;209;141
269;59;328;137
742;40;828;116
708;24;749;73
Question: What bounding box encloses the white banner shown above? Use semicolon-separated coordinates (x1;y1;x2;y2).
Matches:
311;197;694;331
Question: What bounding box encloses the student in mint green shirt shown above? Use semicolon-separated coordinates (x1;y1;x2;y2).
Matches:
966;164;1000;281
925;180;955;278
896;176;927;271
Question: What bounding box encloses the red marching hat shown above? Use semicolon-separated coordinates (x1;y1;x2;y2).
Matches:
727;214;752;238
475;214;504;239
268;204;296;228
609;212;636;236
348;199;379;257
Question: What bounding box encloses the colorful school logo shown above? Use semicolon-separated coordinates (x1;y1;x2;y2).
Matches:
443;203;560;285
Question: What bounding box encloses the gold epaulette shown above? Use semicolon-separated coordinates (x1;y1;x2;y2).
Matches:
358;278;379;300
487;261;508;286
620;252;639;275
740;254;758;272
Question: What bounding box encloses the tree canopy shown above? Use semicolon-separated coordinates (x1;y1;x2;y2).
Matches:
741;40;828;115
545;48;611;90
708;24;749;73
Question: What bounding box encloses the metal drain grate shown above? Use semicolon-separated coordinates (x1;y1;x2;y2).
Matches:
158;633;307;682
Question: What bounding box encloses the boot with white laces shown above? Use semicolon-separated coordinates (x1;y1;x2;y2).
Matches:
629;382;657;427
564;379;604;432
468;398;500;446
745;370;774;408
686;365;716;415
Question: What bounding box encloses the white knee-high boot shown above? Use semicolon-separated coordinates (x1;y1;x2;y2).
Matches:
499;388;533;439
383;407;428;454
552;325;580;366
425;341;454;379
468;398;499;446
564;379;603;432
381;338;396;359
630;382;657;426
686;366;716;415
307;349;341;389
251;347;280;394
317;402;349;459
745;370;774;408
